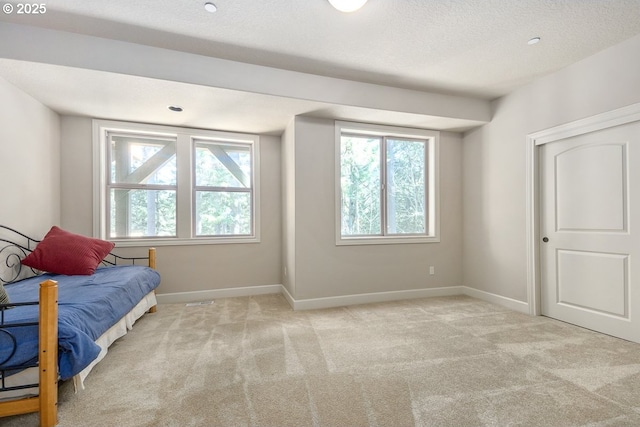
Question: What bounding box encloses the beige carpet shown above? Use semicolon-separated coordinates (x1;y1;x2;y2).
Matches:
4;294;640;426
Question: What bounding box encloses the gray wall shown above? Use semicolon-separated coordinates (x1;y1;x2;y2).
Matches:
281;118;296;296
59;116;282;296
0;77;60;237
289;116;463;300
7;30;640;306
462;33;640;302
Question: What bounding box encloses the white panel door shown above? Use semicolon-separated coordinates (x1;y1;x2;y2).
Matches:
540;121;640;342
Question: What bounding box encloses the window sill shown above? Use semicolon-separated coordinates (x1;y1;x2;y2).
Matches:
110;236;260;247
336;235;440;246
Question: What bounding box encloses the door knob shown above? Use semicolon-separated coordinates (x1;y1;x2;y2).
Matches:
542;237;549;243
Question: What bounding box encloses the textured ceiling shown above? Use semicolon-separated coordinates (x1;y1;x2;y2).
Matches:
4;0;640;98
1;0;640;132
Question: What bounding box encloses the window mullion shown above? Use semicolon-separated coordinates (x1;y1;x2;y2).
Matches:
108;183;176;191
193;186;251;193
424;138;430;235
176;133;192;239
380;137;387;236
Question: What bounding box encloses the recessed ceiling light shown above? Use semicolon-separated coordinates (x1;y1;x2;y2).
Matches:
528;37;541;45
168;105;183;112
328;0;368;12
204;2;217;13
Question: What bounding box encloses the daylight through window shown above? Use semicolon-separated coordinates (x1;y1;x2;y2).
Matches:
194;140;253;237
94;120;260;245
108;134;178;238
336;121;439;245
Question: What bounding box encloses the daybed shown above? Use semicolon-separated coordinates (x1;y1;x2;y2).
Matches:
0;225;160;426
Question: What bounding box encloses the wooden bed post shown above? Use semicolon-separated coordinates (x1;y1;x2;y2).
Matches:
148;247;156;269
39;279;58;427
0;280;58;425
148;248;157;314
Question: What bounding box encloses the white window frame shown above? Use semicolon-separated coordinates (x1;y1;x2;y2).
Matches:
335;121;440;246
192;138;256;238
93;119;260;246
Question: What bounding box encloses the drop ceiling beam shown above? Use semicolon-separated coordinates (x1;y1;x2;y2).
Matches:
0;22;490;126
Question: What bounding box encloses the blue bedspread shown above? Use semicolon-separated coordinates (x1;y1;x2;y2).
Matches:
0;265;160;380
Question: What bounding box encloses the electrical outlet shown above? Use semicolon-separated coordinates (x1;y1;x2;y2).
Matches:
429;266;435;275
284;267;288;276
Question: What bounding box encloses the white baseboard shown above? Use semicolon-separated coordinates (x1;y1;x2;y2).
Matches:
156;284;282;305
289;286;465;311
461;286;529;314
157;284;530;314
280;285;296;308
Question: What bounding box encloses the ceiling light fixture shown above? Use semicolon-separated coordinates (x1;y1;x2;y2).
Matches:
204;2;217;13
528;37;541;45
168;105;183;112
328;0;368;12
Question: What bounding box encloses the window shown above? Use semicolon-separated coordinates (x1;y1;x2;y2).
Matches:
193;140;253;237
94;120;260;245
335;121;439;245
108;134;177;238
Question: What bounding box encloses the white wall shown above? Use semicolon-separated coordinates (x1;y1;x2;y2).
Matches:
463;34;640;302
290;116;463;301
59;116;282;296
0;77;60;237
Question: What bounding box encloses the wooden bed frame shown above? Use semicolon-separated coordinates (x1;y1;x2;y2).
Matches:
0;247;157;427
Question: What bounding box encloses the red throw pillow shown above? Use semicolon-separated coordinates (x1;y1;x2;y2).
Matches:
21;226;115;276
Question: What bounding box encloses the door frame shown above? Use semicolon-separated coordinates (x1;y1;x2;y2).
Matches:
526;102;640;316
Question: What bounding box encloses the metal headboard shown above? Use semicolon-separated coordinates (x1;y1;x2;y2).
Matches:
0;225;41;285
0;225;151;285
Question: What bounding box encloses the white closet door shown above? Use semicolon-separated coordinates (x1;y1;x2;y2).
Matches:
540;121;640;342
